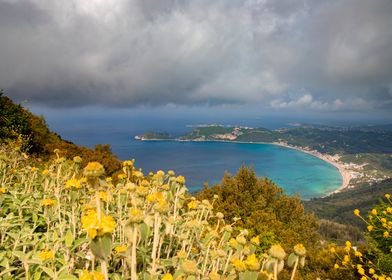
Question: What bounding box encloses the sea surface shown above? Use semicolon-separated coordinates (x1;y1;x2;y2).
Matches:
29;108;342;200
117;140;342;200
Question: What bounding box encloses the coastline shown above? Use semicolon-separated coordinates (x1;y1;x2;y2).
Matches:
136;137;352;194
271;142;351;194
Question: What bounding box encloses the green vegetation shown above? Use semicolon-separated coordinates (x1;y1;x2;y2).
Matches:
1;142;315;280
304;179;392;229
1;92;391;279
137;132;173;140
0;91;121;174
197;167;319;251
331;196;392;279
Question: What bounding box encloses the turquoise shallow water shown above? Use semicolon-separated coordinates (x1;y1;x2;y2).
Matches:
117;140;342;200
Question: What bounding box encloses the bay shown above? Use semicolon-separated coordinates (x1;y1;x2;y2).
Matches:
116;140;342;200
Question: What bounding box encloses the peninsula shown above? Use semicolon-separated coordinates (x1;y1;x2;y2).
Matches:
136;124;392;192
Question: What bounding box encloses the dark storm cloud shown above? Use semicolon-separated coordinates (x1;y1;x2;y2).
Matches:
0;0;391;112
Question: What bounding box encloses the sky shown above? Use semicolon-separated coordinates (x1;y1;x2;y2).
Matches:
1;0;392;121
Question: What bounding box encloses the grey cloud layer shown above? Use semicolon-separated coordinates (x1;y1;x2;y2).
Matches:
0;0;391;112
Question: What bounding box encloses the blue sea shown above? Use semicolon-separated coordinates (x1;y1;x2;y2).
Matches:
29;107;342;200
120;140;342;199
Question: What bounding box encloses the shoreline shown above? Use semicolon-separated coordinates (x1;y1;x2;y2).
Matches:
271;142;351;194
135;137;352;194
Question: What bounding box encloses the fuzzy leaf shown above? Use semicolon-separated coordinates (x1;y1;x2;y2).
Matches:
91;234;112;260
239;271;259;280
287;253;298;268
41;266;55;278
65;230;74;248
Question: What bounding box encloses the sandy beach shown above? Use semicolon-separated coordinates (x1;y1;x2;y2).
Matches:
272;142;351;193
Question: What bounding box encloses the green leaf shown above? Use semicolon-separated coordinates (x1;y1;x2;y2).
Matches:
91;234;112;260
71;237;88;251
65;230;74;248
27;258;42;265
12;251;26;261
41;266;55;278
287;253;298;268
0;267;17;278
239;271;259;280
34;271;42;280
57;274;78;280
139;222;150;242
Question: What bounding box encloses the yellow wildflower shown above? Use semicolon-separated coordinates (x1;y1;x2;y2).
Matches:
0;187;7;194
387;207;392;214
294;243;306;256
98;191;108;202
136;186;148;196
236;235;246;245
208;272;220;280
187;200;199;210
368;225;374;232
228;238;238;248
79;270;104;280
65;179;81;189
345;241;351;248
122;160;134;167
118;173;127;180
181;260;197;274
355;250;362;257
334;263;339;269
330;247;336;253
269;244;286;260
250;235;260;245
354;209;360;216
177;250;187;259
31;167;38;172
168;170;175;176
39;249;54;261
369;268;375;274
360;277;366;280
114;245;127;254
231;258;247;272
245;254;260;270
83;162;105;178
81;209;116;239
42;169;49;175
156;170;165;177
357;265;365;275
162;274;173;280
129;208;144;224
385;194;391;199
41;199;56;207
371;209;378;216
176;175;185;184
73;156;82;163
383;231;389;238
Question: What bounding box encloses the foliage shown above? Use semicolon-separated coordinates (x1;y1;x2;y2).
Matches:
0;142;309;280
197;166;319;251
332;196;392;279
0;91;121;174
305;179;392;229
